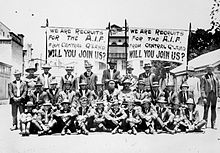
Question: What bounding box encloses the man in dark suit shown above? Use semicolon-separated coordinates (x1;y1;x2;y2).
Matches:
201;65;220;129
47;80;61;106
178;83;193;105
8;69;27;130
102;61;120;89
138;63;155;90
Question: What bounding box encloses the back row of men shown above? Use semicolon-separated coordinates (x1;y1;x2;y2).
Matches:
8;61;220;136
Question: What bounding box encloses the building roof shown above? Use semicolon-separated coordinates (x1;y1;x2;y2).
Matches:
171;49;220;75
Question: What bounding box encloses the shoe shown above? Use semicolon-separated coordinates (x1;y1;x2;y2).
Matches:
211;122;217;129
118;129;123;134
61;129;66;136
144;129;150;134
76;129;81;135
38;131;44;136
83;129;89;135
132;128;137;135
128;130;132;134
90;128;96;132
111;128;118;134
48;130;52;135
66;129;71;135
10;125;18;131
25;130;30;136
149;128;155;134
21;130;26;136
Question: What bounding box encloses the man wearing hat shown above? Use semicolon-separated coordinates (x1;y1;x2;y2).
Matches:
102;60;121;90
47;79;61;106
184;98;207;133
58;80;76;108
178;83;194;106
138;63;155;89
103;79;120;111
37;63;53;90
75;96;95;135
29;82;49;109
139;99;157;134
105;100;127;134
94;81;104;101
53;99;78;135
133;80;151;105
159;63;176;91
75;80;97;108
154;97;175;134
151;81;165;105
60;66;77;91
8;69;28;130
121;64;138;91
36;101;56;136
79;62;98;91
19;101;36;136
164;84;179;105
24;65;37;100
93;100;108;132
124;101;142;135
118;79;135;108
201;64;220;129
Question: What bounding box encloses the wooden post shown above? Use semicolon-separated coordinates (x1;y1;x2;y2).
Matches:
185;22;192;80
106;22;111;67
124;19;128;74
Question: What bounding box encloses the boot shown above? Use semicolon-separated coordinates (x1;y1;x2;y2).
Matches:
112;126;119;134
66;129;71;135
127;129;132;134
61;128;66;136
149;126;155;134
164;126;175;134
132;127;137;135
81;125;89;135
10;125;18;131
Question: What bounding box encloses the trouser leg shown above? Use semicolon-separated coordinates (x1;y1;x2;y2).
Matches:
210;92;217;127
203;94;211;121
11;103;18;126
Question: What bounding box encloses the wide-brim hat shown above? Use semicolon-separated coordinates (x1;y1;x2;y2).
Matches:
143;63;152;68
122;79;132;85
186;98;195;105
50;79;58;85
35;82;43;87
61;99;71;105
108;60;117;65
166;83;174;87
25;66;37;73
79;96;89;104
25;101;34;107
64;80;72;85
96;81;103;86
127;64;134;70
42;63;51;69
171;100;180;106
207;64;214;68
13;69;22;75
43;101;53;107
137;80;145;85
142;99;152;105
157;97;167;103
111;100;120;106
152;81;159;87
65;66;74;71
79;80;87;86
85;63;93;68
180;83;189;89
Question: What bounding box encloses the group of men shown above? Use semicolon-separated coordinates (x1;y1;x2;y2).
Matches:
8;60;219;136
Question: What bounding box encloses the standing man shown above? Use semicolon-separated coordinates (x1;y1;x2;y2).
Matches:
102;61;120;89
138;63;155;89
201;65;220;129
159;64;176;91
37;63;53;91
60;66;77;91
79;62;98;91
47;79;61;106
8;69;27;130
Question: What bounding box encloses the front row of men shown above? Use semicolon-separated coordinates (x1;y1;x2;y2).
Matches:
16;78;206;136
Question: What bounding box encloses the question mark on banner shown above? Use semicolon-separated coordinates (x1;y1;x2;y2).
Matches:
103;52;106;60
181;53;185;61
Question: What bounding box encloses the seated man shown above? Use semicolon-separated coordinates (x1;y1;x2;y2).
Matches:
139;99;157;134
93;100;108;132
19;101;37;136
53;99;78;135
178;83;194;105
124;101;142;135
58;80;76;109
75;80;97;108
29;82;49;110
105;100;127;134
36;101;56;136
75;97;95;135
185;98;206;133
103;79;120;110
154;97;175;134
133;80;151;105
151;82;165;106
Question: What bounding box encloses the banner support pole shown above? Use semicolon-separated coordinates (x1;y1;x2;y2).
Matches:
185;22;191;80
125;19;128;74
107;22;111;67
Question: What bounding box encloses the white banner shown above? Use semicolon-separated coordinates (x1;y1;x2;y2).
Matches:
128;28;189;64
47;27;109;64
